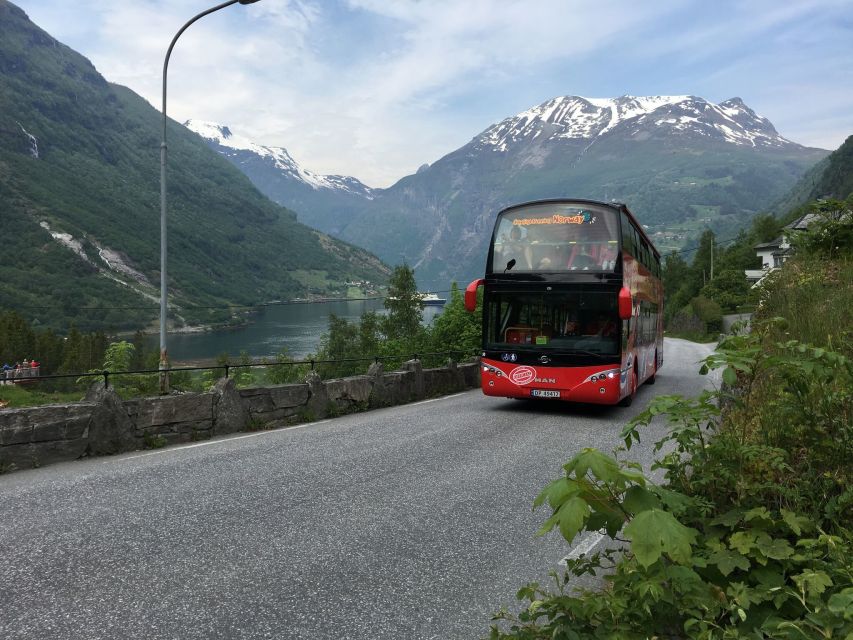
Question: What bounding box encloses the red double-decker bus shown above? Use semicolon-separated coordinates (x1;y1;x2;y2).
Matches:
464;199;663;406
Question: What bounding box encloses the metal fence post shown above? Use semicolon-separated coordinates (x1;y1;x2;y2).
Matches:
103;370;110;389
224;364;229;378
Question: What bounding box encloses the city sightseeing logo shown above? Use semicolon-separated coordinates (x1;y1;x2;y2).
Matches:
512;211;595;226
509;366;537;386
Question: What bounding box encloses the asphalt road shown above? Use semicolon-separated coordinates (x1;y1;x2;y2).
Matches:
0;338;716;640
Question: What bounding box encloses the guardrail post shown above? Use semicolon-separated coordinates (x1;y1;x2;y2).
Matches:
310;359;315;371
224;364;229;379
103;370;110;389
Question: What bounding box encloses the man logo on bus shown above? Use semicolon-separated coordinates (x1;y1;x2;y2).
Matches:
509;366;536;386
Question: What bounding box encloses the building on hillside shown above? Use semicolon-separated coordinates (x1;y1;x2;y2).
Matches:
745;212;819;286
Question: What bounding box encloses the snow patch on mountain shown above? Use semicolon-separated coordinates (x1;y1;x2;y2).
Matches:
477;95;795;152
185;120;374;198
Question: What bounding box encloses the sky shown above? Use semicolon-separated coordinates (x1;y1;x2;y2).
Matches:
12;0;853;188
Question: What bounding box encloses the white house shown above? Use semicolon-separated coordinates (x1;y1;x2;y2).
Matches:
745;212;818;286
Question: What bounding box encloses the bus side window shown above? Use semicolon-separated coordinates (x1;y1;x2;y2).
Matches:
621;213;633;256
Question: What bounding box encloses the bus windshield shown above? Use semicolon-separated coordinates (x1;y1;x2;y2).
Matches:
489;202;620;273
485;290;619;356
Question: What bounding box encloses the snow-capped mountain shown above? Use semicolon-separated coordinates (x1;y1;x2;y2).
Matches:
476;95;795;152
185;120;374;198
185;120;375;235
333;95;824;287
188;95;826;289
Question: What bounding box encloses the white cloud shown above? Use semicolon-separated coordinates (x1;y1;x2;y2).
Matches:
12;0;853;184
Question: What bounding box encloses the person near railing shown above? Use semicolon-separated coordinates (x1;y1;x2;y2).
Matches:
1;363;11;385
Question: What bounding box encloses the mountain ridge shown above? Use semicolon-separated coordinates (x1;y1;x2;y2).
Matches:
189;93;828;289
473;95;797;153
0;0;389;332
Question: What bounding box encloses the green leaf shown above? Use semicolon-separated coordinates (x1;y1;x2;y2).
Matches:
585;511;608;533
722;366;737;385
534;477;579;510
794;570;833;599
780;509;810;536
564;449;625;483
555;496;591;544
623;486;661;515
729;531;756;555
763;538;794;560
624;509;697;567
828;588;853;619
710;509;744;528
744;506;771;523
536;513;559;537
652;487;696;516
709;549;751;576
752;567;786;588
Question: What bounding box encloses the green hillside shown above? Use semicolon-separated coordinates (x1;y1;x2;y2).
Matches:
772;134;853;215
0;0;388;333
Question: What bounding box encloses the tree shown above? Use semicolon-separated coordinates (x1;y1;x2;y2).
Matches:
383;264;424;341
790;198;853;258
700;268;751;312
692;229;717;286
0;311;35;365
316;314;361;378
429;282;481;355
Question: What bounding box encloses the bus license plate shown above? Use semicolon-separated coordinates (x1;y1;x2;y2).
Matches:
531;389;560;398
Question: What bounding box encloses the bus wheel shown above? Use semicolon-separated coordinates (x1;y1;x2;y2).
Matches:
619;369;637;407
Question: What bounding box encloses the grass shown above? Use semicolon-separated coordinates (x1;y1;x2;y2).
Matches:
0;384;83;408
290;269;332;290
755;256;853;355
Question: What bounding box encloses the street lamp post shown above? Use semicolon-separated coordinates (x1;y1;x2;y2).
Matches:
160;0;261;393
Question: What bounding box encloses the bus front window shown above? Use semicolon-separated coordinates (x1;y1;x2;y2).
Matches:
489;203;620;273
486;290;619;355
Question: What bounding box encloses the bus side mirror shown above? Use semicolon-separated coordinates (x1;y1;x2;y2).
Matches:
618;287;633;320
465;279;484;312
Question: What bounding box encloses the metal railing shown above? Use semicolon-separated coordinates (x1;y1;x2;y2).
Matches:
2;350;479;391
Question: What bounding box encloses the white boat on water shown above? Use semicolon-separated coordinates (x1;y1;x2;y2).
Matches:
419;292;447;306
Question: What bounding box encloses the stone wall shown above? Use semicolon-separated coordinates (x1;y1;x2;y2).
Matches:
0;360;481;473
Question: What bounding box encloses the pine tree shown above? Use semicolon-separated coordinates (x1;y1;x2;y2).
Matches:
382;264;423;341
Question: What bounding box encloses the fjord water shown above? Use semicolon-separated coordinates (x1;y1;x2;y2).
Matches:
166;299;444;364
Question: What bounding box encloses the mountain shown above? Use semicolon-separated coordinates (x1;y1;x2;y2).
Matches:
773;134;853;214
184;120;374;237
0;0;389;333
200;95;827;288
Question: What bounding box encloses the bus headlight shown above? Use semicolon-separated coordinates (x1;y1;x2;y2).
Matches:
586;368;620;383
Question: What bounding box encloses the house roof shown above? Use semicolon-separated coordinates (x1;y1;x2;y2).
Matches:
785;212;819;231
754;237;783;250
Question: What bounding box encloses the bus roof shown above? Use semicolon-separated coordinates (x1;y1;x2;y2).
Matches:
497;198;661;261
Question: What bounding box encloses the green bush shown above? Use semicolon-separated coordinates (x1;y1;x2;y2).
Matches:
691;295;724;334
490;317;853;639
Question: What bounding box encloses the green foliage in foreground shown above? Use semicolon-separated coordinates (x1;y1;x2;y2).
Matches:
491;326;853;639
